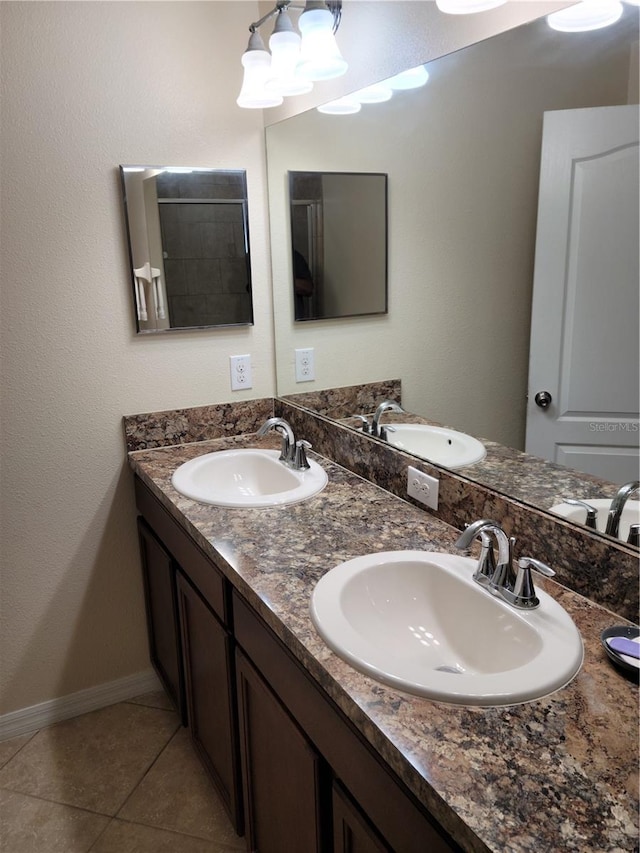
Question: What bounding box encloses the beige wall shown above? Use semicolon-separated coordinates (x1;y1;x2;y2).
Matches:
0;0;579;719
0;1;272;716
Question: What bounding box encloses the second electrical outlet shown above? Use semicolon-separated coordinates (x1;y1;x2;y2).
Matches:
295;347;315;383
229;354;253;391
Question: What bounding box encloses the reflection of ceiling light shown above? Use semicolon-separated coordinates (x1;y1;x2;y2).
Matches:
435;0;506;13
317;96;361;114
353;83;393;103
547;0;624;31
237;1;345;109
387;66;429;90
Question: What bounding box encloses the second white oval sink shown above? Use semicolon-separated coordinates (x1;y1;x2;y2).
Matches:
385;424;486;468
311;551;583;706
171;449;328;508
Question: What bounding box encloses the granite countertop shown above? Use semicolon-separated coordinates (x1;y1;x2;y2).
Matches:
128;434;639;853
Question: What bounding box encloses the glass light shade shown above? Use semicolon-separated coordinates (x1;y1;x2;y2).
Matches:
237;39;283;109
297;8;348;81
317;96;361;115
266;15;313;97
354;83;393;104
387;66;430;91
435;0;506;12
547;0;623;30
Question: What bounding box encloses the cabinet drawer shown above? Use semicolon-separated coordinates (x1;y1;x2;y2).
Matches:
233;592;459;853
135;476;227;624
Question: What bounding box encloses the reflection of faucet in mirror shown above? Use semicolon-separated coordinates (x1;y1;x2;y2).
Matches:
371;401;404;439
561;499;598;530
605;481;640;539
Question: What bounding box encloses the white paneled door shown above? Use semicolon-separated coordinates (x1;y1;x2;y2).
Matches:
526;105;640;483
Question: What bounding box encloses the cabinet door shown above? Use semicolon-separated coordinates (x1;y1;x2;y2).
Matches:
137;517;185;723
333;782;391;853
236;649;326;853
177;572;243;834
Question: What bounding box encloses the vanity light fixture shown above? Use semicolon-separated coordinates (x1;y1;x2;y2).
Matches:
237;1;345;109
547;0;624;31
387;65;430;90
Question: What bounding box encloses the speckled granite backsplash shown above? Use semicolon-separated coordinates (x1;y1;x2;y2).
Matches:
275;399;639;622
123;398;273;452
123;394;638;622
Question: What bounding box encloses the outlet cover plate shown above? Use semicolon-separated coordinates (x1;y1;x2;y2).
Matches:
229;354;253;391
295;347;315;383
407;466;439;510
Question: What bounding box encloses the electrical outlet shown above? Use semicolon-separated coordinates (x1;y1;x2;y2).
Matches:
295;347;315;383
229;354;253;391
407;465;439;510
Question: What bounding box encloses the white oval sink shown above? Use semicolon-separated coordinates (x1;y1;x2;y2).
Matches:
171;449;328;508
550;499;639;541
385;424;486;468
311;551;583;706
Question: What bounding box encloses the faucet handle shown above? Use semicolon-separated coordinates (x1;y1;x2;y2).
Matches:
294;440;312;471
509;556;555;610
379;425;396;442
473;531;496;586
627;524;640;547
562;498;598;529
352;415;371;434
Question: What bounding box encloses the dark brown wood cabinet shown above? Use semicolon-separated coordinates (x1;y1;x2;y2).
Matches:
177;572;243;834
332;782;391;853
137;517;186;724
236;649;327;853
134;476;460;853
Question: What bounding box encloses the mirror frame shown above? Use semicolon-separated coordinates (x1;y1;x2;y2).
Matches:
119;166;254;334
289;170;388;322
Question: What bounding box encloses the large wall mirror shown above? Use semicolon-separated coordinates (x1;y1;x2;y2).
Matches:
289;171;388;321
120;167;253;333
266;6;639;545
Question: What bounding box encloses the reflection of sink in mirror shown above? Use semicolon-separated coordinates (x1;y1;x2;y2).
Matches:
550;499;640;541
171;449;327;508
311;551;582;706
385;424;486;469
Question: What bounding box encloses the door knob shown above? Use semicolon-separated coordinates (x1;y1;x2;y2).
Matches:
534;391;552;409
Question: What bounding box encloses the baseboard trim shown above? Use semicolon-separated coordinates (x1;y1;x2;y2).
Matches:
0;669;162;742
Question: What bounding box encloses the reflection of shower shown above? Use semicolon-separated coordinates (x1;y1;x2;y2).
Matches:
291;200;322;318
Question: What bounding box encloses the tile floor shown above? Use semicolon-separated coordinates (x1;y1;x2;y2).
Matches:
0;691;245;853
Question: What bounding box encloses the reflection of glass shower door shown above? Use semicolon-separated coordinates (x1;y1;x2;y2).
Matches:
158;200;252;328
291;201;322;319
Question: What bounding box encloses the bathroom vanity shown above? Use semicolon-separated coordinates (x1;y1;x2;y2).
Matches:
127;420;638;853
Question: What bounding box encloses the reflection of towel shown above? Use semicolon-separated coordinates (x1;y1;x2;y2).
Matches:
134;277;148;321
152;271;166;320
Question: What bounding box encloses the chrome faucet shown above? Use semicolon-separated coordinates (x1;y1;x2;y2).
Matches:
257;417;312;471
455;519;555;610
562;498;598;530
371;400;404;439
605;481;640;539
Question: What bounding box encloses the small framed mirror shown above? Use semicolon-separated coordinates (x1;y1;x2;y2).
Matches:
120;166;253;333
289;171;388;321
